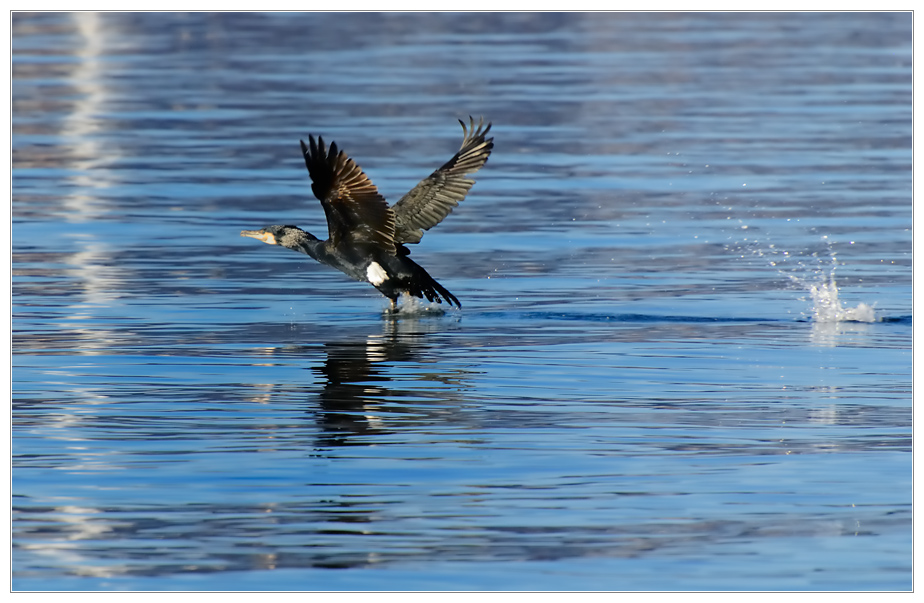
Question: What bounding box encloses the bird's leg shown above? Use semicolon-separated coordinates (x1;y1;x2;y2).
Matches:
389;298;398;313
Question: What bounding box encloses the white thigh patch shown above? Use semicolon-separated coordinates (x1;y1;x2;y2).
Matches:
366;261;389;285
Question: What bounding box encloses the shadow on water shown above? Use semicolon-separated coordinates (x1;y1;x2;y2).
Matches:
489;311;782;323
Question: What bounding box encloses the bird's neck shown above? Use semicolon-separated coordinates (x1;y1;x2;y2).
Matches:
278;228;325;261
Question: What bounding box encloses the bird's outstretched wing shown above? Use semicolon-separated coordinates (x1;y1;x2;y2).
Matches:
392;116;494;245
301;135;396;253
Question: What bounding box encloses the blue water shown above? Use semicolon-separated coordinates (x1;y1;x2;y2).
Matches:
11;12;911;591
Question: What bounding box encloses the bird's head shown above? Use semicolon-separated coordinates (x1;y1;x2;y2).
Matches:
241;225;319;247
241;225;290;246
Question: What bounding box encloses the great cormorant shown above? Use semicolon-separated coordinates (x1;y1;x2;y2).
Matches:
241;117;493;311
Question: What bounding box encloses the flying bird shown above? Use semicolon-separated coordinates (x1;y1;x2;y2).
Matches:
241;117;493;312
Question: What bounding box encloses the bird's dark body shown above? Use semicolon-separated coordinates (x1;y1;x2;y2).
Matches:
364;251;459;308
274;226;459;307
241;117;492;311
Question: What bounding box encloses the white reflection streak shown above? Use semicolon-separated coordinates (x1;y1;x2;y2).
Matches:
59;14;133;353
809;321;874;349
62;12;110;219
18;505;128;579
21;22;127;577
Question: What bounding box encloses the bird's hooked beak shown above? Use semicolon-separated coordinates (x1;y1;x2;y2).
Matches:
241;229;278;245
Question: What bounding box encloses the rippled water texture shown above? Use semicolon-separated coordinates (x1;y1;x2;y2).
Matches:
11;12;911;590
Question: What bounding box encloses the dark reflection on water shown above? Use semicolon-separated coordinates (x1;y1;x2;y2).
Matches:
12;11;911;591
301;320;470;447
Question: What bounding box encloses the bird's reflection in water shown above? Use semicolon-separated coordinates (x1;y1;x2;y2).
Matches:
311;315;466;448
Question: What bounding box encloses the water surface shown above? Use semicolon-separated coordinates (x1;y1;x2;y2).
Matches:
12;12;912;590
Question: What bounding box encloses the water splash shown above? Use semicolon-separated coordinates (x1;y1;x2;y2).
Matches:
728;234;877;323
383;293;454;317
803;273;877;323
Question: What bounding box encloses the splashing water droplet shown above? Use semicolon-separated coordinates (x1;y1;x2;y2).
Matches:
385;293;451;317
729;233;877;323
808;275;876;323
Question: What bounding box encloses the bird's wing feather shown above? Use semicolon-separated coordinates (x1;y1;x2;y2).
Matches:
392;116;494;245
301;135;396;254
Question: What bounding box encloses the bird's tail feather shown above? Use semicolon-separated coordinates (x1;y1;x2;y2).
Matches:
425;275;461;308
405;259;460;308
